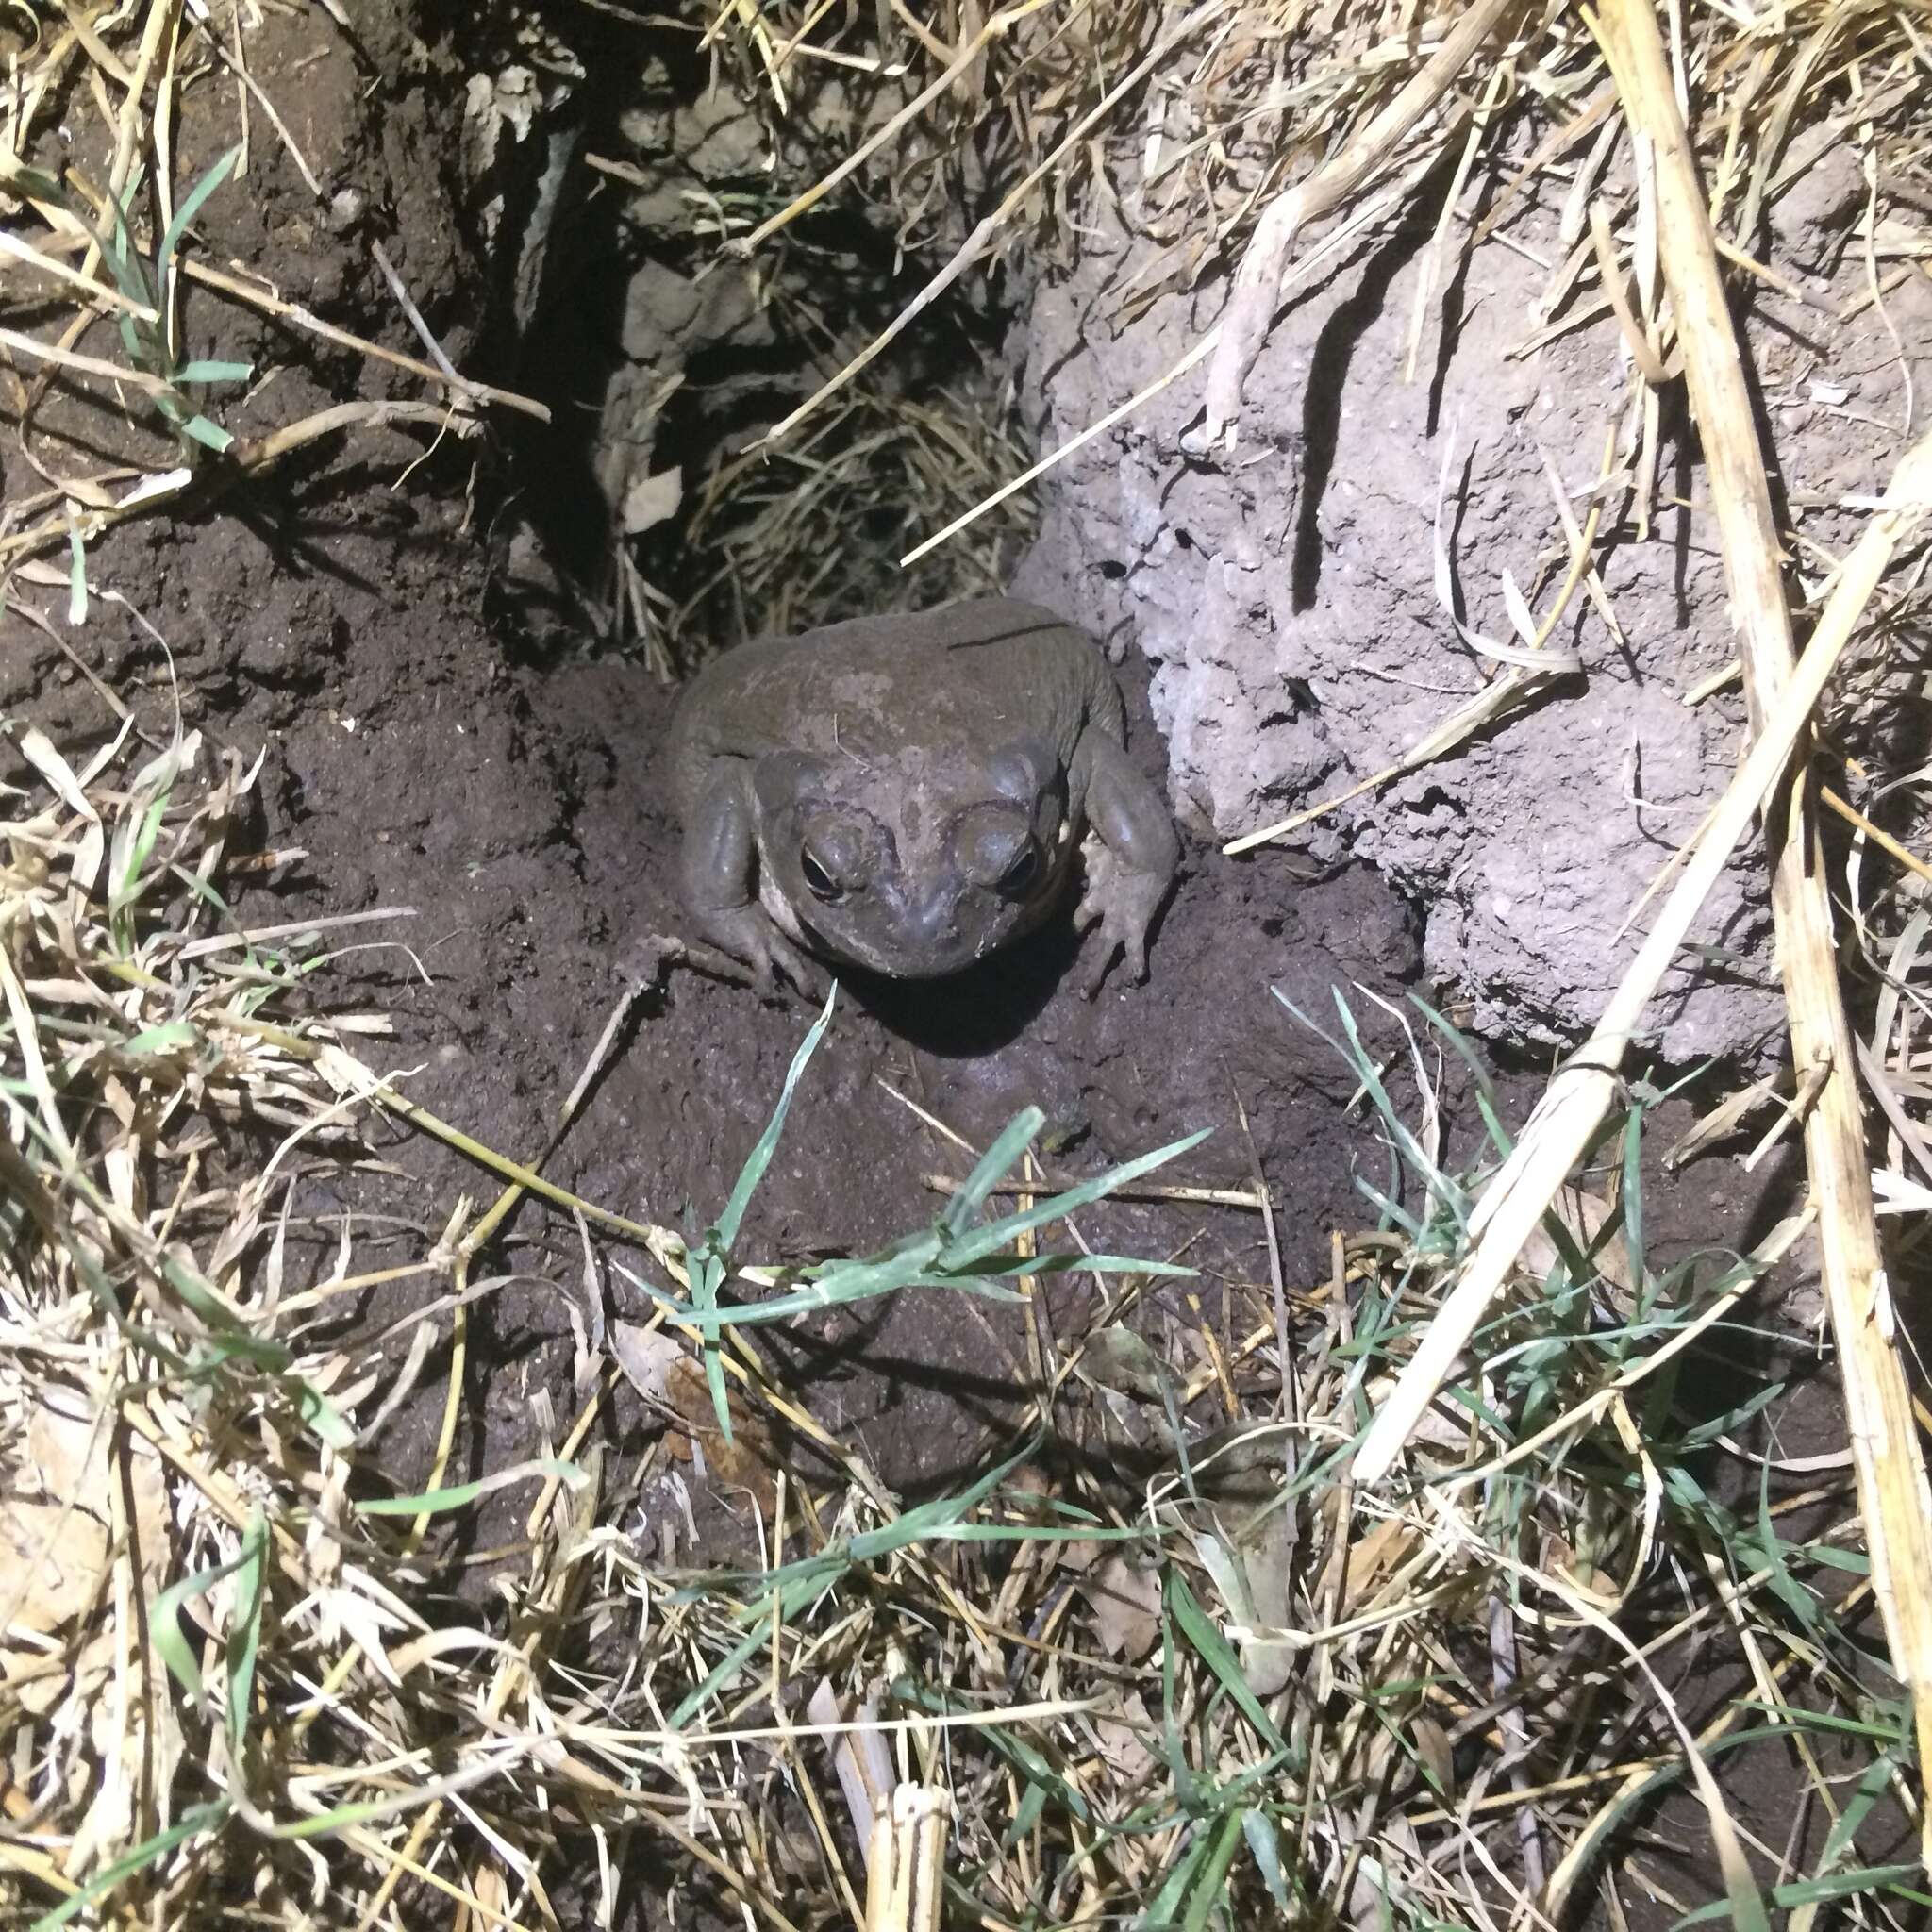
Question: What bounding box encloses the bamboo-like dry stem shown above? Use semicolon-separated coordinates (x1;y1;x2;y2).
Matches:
863;1786;950;1932
1355;0;1932;1864
1594;0;1932;1861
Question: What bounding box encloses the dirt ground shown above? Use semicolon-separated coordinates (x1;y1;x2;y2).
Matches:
4;2;1908;1921
0;0;1826;1580
0;8;1401;1519
8;394;1837;1663
6;471;1414;1454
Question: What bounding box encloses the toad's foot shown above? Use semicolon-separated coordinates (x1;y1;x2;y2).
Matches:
1073;841;1167;997
695;907;824;1002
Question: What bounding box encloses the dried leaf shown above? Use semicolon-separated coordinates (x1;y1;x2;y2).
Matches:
1092;1691;1158;1785
1340;1515;1416;1615
621;466;683;536
665;1356;779;1514
1521;1183;1635;1300
1412;1716;1455;1800
610;1320;682;1405
1085;1555;1161;1659
1;1499;108;1633
1078;1325;1166;1401
26;1393;112;1506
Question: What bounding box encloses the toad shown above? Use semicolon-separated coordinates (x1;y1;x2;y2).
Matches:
669;598;1178;995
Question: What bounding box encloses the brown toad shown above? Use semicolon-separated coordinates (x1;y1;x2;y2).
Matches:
669;598;1177;994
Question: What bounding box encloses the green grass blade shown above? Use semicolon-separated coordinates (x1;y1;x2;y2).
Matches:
67;526;87;626
1165;1572;1286;1754
1141;1824;1215;1932
355;1458;585;1515
1008;1779;1049;1844
688;985;837;1439
28;1800;230;1932
1620;1103;1648;1295
1732;1703;1903;1743
1812;1748;1908;1873
1409;992;1511;1154
897;1682;1094;1827
103;178;154;309
177;412;236;452
174;358;254;384
934;1250;1190;1279
158;144;240;278
1674;1865;1924;1927
943;1108;1044;1236
157;1253;286;1357
691;1440;1041;1605
153;1531;266;1712
1277;987;1466;1229
1241;1807;1290;1909
656;1249;1193;1336
691;1252;733;1444
713;983;835;1250
123;1022;198;1055
294;1376;356;1450
1180;1809;1247;1932
669;1568;826;1727
941;1124;1213;1269
226;1509;268;1745
1332;990;1468;1229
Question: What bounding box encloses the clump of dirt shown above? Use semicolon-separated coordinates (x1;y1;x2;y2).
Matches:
1011;162;1929;1064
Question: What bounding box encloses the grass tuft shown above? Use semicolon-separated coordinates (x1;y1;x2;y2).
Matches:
6;0;1931;1925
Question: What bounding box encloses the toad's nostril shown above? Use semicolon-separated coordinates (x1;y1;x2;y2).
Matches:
906;890;957;944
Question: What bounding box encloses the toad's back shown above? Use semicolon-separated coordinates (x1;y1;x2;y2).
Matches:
669;599;1124;811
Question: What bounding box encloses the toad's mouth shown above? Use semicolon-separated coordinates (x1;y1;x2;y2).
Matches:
798;920;992;980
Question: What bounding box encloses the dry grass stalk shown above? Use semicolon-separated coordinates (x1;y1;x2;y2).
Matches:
1351;0;1932;1860
178;258;550;421
1821;783;1932;891
1198;0;1525;445
0;403;491;572
10;2;1932;1925
0;698;1903;1922
1357;419;1932;1490
735;0;1055;256
676;381;1033;653
756;0;1235;453
1594;0;1932;1866
863;1786;951;1932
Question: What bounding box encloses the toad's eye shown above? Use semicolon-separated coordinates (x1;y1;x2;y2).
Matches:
998;842;1042;897
800;848;842;902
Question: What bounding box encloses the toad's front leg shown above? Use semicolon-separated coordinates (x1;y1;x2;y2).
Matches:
1071;734;1179;995
681;766;823;997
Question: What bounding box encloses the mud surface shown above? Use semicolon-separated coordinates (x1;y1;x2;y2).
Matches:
0;2;1420;1543
11;434;1826;1560
12;471;1438;1457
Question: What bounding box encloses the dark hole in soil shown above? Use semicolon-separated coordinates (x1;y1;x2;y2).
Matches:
471;13;1018;650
